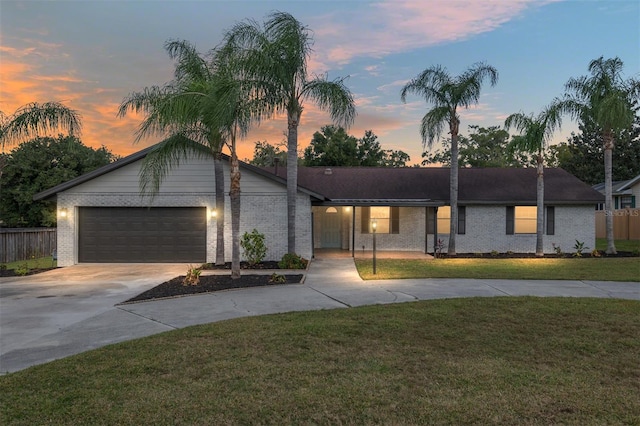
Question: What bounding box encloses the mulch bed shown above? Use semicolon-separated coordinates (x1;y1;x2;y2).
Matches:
437;251;638;259
121;273;304;304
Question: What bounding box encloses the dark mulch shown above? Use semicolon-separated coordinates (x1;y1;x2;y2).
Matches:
201;261;282;270
121;273;304;304
437;251;638;259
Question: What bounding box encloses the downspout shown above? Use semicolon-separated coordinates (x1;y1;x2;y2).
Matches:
311;211;315;259
352;206;356;257
433;206;438;254
424;206;428;254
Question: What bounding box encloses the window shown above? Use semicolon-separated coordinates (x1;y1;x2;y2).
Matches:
620;195;636;209
360;207;399;234
546;206;555;235
325;207;338;214
506;206;537;234
427;206;465;234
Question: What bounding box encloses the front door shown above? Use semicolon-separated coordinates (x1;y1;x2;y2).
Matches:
321;207;341;248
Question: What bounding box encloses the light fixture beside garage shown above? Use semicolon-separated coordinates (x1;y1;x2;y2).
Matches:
210;209;217;219
59;208;68;218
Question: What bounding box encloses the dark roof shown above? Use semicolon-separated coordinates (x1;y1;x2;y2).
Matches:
33;144;325;201
265;167;604;205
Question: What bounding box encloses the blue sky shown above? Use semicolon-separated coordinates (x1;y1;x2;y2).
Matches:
1;0;638;164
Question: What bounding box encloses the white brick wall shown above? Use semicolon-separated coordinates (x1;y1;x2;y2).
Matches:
339;205;596;255
56;188;312;266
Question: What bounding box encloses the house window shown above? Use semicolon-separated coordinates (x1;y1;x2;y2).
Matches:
620;195;635;208
427;206;465;234
360;207;399;234
325;207;338;214
546;206;555;235
506;206;537;234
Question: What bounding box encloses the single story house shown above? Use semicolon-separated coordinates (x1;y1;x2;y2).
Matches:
34;145;604;266
592;174;639;210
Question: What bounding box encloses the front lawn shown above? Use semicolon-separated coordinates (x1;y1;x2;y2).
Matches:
1;297;638;425
356;258;640;281
1;256;56;275
596;238;640;253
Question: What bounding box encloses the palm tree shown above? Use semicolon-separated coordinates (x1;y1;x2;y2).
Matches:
223;11;356;254
0;101;82;149
0;101;82;196
401;63;498;255
505;103;563;256
119;40;264;277
560;56;640;254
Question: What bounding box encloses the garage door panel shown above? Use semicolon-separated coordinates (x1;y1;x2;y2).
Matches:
78;207;206;263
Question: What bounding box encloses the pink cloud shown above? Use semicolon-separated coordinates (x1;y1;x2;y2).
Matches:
311;0;561;66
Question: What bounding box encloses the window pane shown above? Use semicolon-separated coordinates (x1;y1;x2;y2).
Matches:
515;206;536;234
369;207;390;233
437;206;450;234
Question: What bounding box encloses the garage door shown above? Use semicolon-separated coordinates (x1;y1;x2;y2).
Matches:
78;207;206;263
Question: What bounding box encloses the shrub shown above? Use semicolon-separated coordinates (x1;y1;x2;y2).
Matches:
278;253;308;270
240;229;267;266
183;265;202;286
573;240;588;257
552;243;562;256
268;273;286;284
591;249;602;258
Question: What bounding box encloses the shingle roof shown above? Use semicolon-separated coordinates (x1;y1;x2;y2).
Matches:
266;167;604;205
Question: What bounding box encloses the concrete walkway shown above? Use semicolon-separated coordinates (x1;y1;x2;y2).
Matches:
1;258;638;374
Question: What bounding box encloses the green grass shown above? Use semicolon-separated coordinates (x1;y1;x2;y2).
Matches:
1;256;56;271
357;258;640;281
596;238;640;252
1;298;638;425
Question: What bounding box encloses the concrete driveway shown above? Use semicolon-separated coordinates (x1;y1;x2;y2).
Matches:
1;259;639;374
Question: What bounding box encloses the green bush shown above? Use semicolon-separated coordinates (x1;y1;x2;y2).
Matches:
240;229;267;266
268;273;286;284
278;253;308;270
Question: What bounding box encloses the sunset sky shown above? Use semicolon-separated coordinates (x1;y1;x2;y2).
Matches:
1;0;638;164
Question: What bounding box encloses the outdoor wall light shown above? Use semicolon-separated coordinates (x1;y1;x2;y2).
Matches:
210;209;217;219
59;208;68;218
345;206;351;212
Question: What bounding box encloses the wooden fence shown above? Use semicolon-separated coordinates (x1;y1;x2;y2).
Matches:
595;208;640;240
0;228;57;263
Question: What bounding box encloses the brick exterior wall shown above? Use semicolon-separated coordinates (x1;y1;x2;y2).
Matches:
313;205;596;255
56;192;311;266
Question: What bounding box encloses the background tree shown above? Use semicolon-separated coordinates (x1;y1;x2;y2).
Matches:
302;125;410;167
247;141;288;166
547;113;640;185
224;11;356;254
401;62;499;255
560;56;640;254
505;104;563;256
0;135;115;227
421;125;531;167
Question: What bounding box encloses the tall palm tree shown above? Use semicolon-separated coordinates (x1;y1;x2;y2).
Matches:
560;56;640;254
0;102;82;149
1;101;82;196
401;63;498;255
505;103;563;256
223;11;356;254
119;40;264;277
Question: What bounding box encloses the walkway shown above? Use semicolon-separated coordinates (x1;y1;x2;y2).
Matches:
1;258;638;374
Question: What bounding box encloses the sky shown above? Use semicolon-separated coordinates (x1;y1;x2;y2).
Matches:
1;0;639;165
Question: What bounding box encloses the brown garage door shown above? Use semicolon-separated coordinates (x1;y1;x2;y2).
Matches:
78;207;206;263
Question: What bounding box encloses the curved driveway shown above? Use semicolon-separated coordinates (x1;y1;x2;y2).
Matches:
1;259;638;374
